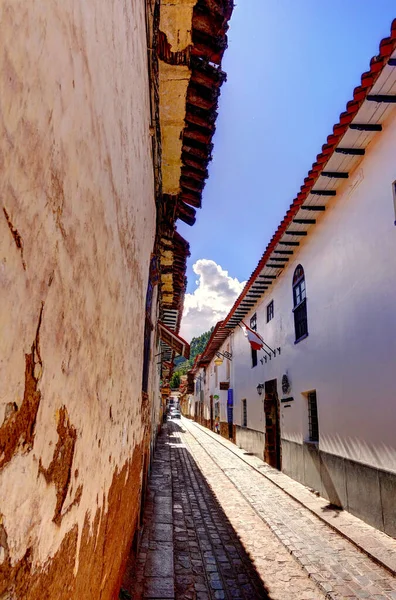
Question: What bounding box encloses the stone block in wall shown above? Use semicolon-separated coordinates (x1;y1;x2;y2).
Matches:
345;460;383;532
303;442;322;495
281;439;305;485
320;451;347;509
379;470;396;538
235;426;265;460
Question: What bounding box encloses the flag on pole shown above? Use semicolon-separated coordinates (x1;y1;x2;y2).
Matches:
241;322;264;351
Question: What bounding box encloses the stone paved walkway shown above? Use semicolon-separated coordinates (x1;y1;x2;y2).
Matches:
182;419;396;600
121;419;396;600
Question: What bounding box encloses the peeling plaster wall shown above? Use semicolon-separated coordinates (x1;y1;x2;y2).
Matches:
0;1;156;597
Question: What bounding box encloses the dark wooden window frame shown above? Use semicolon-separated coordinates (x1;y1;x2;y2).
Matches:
307;391;319;443
266;300;274;323
241;399;247;427
250;313;258;367
292;265;308;343
393;180;396;225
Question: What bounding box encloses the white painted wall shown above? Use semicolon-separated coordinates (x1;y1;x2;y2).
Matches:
204;338;232;424
191;366;205;417
232;107;396;473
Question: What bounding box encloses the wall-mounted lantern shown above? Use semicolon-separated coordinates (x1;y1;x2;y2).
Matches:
282;374;291;395
214;350;232;366
256;383;265;396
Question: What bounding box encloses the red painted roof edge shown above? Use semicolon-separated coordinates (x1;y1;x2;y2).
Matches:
188;352;202;376
224;19;396;328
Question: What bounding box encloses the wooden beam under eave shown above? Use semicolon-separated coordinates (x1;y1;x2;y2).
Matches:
183;127;213;146
322;171;349;178
269;257;289;262
182;156;209;172
183;144;210;160
301;206;325;211
180;176;204;193
367;95;396;103
181;166;208;181
349;123;382;132
187;89;217;112
191;69;223;91
335;148;365;155
293;219;316;225
311;190;336;196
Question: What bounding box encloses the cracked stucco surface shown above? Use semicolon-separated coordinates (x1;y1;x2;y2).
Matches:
0;0;156;596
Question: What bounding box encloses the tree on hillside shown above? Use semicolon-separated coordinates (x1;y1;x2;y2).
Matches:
170;372;180;389
172;326;214;377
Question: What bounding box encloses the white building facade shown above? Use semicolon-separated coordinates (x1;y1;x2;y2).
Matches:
195;38;396;538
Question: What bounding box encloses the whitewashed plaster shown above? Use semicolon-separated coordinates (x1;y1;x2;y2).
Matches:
231;106;396;473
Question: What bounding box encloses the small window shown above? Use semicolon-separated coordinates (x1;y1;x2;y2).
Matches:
293;265;308;342
266;300;274;323
307;391;319;442
241;399;247;427
251;347;257;368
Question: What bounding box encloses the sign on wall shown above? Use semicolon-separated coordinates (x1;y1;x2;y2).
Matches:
220;381;229;391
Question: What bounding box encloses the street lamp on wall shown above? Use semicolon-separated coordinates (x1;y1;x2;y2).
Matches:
214;351;232;367
256;383;265;396
214;355;223;367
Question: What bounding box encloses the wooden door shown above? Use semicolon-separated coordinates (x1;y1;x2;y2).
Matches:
264;380;281;469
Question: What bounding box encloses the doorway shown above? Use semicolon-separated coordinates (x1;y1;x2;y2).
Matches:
210;395;214;430
264;379;281;470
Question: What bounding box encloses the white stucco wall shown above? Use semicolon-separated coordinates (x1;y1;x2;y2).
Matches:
204;339;232;424
232;107;396;473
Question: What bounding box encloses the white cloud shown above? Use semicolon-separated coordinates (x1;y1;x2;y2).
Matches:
180;259;246;341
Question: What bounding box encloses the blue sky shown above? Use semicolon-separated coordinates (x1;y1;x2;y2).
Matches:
178;3;395;339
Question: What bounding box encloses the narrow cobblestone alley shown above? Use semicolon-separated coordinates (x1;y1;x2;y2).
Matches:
121;419;396;600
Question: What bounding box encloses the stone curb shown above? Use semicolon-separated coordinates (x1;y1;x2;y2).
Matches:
184;418;396;577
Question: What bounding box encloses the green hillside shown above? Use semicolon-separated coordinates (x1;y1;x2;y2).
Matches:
172;327;213;376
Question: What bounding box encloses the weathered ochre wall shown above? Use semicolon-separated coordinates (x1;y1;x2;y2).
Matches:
159;0;197;195
0;1;156;597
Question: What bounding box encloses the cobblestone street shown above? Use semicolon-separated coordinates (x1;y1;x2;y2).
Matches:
121;419;396;600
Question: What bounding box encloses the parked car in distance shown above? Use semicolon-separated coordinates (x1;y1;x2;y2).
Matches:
169;409;181;419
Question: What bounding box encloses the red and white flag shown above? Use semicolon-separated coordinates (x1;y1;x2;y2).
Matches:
241;322;264;351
